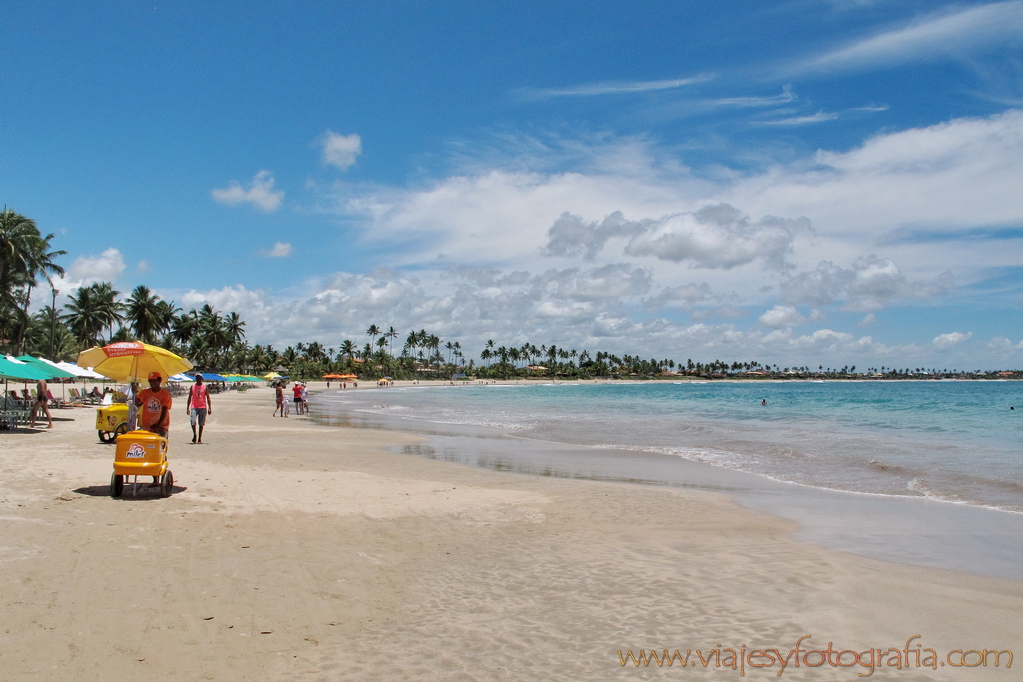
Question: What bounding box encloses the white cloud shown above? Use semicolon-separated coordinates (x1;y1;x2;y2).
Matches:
713;86;796;107
522;75;712;99
66;248;126;285
781;256;953;312
263;242;293;258
988;336;1023;351
305;111;1023;367
544;205;809;270
758;305;805;328
933;331;973;349
320;131;362;170
756;111;839;126
212;170;283;211
332;111;1023;286
171;269;982;370
796;1;1023;73
644;282;713;311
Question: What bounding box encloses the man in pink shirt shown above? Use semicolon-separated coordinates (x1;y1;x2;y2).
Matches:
185;373;213;443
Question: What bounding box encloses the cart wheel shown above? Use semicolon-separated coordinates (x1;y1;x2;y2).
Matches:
114;423;129;438
161;470;174;498
98;430;112;443
110;473;123;497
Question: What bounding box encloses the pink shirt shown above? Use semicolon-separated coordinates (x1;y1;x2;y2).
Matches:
188;383;209;409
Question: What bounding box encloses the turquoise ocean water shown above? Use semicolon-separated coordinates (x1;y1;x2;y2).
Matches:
315;381;1023;514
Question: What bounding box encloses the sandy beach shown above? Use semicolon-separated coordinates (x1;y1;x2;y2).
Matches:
1;386;1020;680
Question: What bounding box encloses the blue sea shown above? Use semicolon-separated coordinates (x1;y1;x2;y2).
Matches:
314;380;1023;514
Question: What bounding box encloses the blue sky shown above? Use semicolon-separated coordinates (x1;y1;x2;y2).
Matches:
3;0;1023;368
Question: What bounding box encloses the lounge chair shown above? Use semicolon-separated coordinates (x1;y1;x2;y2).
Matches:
1;394;31;426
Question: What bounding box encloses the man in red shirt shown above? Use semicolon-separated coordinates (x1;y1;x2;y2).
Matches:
186;373;213;444
135;371;172;437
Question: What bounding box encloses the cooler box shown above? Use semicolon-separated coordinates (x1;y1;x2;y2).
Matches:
113;430;168;478
96;404;129;431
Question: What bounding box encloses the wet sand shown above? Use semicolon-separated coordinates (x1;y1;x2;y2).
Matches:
1;386;1020;680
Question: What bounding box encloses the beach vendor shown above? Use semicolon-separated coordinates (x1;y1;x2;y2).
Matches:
136;371;172;437
186;373;212;444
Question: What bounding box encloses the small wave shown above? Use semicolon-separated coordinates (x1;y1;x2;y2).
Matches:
866;458;917;476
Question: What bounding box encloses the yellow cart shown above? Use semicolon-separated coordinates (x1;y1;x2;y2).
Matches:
110;430;174;498
95;403;130;443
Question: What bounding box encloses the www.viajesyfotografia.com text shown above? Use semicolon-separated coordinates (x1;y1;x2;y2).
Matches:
618;635;1012;676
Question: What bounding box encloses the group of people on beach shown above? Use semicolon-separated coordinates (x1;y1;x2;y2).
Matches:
272;380;308;418
129;371;212;444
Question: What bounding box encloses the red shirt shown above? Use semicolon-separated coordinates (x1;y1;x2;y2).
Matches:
292;384;302;399
188;383;209;409
138;388;172;431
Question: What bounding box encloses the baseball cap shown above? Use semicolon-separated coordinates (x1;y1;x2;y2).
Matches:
148;371;163;381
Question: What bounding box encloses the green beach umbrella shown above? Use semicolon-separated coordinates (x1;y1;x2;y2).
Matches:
15;356;77;380
0;356;51;381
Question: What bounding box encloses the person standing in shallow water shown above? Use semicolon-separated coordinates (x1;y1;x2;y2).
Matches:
186;373;212;443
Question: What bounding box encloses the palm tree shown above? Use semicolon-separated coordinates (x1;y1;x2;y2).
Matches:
171;310;199;346
340;339;356;366
125;285;164;343
403;331;418;358
1;209;66;353
366;324;381;348
62;286;107;346
224;311;246;345
0;209;41;306
384;326;398;357
427;334;440;368
90;282;124;342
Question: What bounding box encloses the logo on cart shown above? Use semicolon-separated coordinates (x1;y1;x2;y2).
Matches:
125;443;146;458
107;415;118;428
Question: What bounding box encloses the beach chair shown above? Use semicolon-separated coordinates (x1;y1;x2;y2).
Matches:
1;394;31;426
48;389;72;409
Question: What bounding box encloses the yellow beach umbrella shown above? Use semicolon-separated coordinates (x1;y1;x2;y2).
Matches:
78;342;193;382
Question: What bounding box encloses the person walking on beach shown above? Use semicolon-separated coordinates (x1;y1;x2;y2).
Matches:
273;381;284;417
300;382;308;414
186;373;213;443
292;381;303;415
29;378;53;429
136;371;171;437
